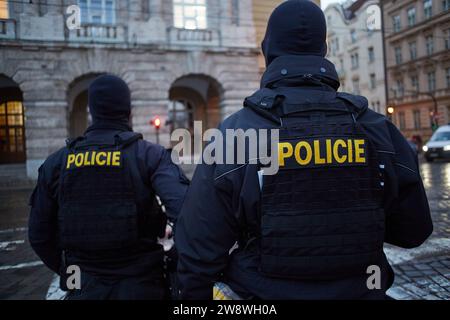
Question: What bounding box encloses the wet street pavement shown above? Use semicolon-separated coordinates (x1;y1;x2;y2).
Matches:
0;160;449;300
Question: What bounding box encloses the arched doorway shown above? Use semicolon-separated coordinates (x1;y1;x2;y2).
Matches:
168;74;222;135
0;75;25;164
67;73;103;138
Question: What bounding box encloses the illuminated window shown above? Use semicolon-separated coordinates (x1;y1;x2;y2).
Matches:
0;0;8;19
174;0;207;30
78;0;116;24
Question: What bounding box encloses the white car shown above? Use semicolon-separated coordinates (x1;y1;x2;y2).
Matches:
422;125;450;162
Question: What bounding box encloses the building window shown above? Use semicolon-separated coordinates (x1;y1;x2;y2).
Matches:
395;46;402;65
424;0;433;19
393;15;401;32
351;53;359;69
446;67;450;88
396;80;404;97
398;112;406;130
0;0;8;19
426;35;434;55
427;71;436;91
78;0;116;24
368;47;375;63
230;0;239;26
444;0;450;11
174;0;207;30
409;42;417;60
413;110;421;129
407;7;416;26
411;75;419;92
445;29;450;50
350;29;357;43
352;78;360;95
370;73;376;89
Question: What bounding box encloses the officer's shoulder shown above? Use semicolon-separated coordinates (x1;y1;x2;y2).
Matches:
37;147;67;180
136;139;167;162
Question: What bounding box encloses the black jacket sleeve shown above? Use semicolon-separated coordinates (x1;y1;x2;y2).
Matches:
137;141;189;222
384;122;433;248
28;153;63;274
175;162;241;299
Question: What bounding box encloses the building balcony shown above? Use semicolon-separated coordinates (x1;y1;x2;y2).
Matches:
167;27;220;46
0;19;16;40
68;24;126;43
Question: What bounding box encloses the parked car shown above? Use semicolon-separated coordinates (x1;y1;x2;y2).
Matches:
422;125;450;162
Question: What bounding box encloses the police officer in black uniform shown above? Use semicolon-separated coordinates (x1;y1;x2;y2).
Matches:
176;0;433;299
29;75;189;299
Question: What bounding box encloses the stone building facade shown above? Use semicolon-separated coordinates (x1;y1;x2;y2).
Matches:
324;0;387;115
381;0;450;142
0;0;264;178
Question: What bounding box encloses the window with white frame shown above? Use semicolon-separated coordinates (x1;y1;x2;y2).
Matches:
409;41;417;60
445;29;450;50
173;0;207;30
426;35;434;55
370;73;376;89
446;67;450;88
368;47;375;62
230;0;239;26
444;0;450;11
411;75;419;92
350;29;357;43
427;71;436;91
396;80;404;97
78;0;115;24
352;78;360;95
424;0;433;19
393;15;401;32
394;46;402;65
407;7;416;26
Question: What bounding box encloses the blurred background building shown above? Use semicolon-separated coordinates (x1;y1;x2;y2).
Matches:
324;0;387;115
0;0;277;178
381;0;450;142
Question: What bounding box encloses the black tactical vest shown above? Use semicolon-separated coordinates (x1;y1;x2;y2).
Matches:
57;132;165;259
259;98;385;280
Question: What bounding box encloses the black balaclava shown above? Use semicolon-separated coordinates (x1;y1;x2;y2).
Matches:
262;0;327;66
88;74;131;124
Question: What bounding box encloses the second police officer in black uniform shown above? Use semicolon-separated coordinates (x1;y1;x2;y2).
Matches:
29;75;189;299
176;0;433;299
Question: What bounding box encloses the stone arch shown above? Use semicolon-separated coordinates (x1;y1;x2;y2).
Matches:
168;73;224;133
66;73;105;138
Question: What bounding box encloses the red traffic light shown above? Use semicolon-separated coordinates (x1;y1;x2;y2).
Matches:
150;116;161;129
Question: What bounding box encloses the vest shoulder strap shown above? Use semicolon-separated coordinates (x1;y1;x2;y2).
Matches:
114;132;143;149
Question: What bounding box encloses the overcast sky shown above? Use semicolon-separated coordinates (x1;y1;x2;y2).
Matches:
320;0;345;10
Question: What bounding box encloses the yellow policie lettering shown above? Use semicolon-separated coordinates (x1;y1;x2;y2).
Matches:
278;142;293;167
66;151;121;169
278;139;366;167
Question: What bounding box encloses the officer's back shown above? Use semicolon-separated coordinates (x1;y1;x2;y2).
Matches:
29;75;189;299
176;0;433;300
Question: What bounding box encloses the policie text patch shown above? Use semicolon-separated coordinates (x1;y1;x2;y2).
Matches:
277;137;368;169
65;151;122;170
